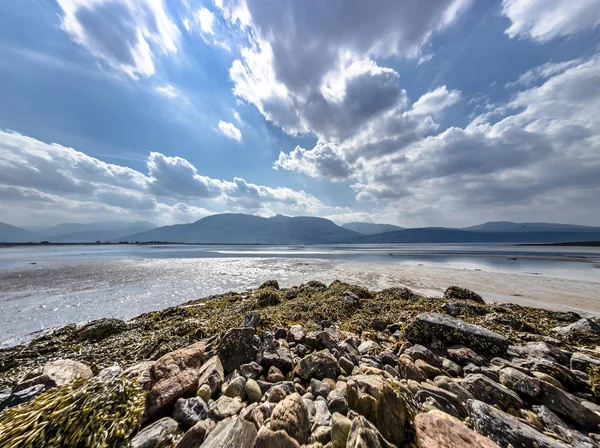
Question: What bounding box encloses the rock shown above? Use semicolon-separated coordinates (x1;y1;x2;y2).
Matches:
313;398;332;426
130;417;179;448
0;384;45;411
218;328;259;373
404;313;508;357
270;393;311;444
341;290;360;306
209;396;244;420
310;425;332;444
242;311;261;329
239;403;264;430
467;399;569;448
447;345;487;366
415;411;500;448
347;374;407;445
397;356;428;382
239;361;262;380
532;371;563;389
369;318;391;331
498;367;542;399
306;329;340;351
511;342;570;365
245;379;262;403
258;280;279;289
254;289;281;308
485;313;532;331
196;355;224;398
97;364;122;381
287;325;306;344
571;352;600;372
339;357;355;376
441;358;463;377
223;376;246;400
551;318;600;343
358;340;380;355
173;397;209;429
512;357;586;392
442;302;486;317
254;426;300;448
462;374;523;411
267;385;291;403
415;389;462;419
418;383;468;417
379;350;398;367
122;361;155;391
310;378;332;399
346;415;393;448
259;339;294;373
267;365;285;382
533;405;598;448
404;344;442;367
73;318;128;342
13;359;93;392
200;416;257;448
444;286;485;304
328;386;348;415
198;385;211;402
295;350;340;381
145;341;206;420
331;412;352;448
175;419;216;448
415;359;443;379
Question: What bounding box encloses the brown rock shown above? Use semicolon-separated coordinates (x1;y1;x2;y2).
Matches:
270;393;311;444
199;416;257;447
254;426;301;448
175;419;216;448
415;411;500;448
196;355;224;397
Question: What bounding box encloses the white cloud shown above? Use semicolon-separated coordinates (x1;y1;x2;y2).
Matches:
196;7;216;35
0;130;338;226
218;120;242;141
56;0;179;78
410;86;461;116
232;110;242;123
274;143;353;182
154;84;178;98
502;0;600;42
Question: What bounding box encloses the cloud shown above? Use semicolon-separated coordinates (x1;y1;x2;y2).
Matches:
155;84;178;98
410;86;461;116
56;0;179;78
196;7;215;35
218;120;242;141
0;130;337;226
274;143;353;182
502;0;600;42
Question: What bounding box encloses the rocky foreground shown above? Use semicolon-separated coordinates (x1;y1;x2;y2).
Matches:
1;281;600;447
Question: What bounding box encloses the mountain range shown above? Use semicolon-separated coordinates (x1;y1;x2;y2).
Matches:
1;215;600;244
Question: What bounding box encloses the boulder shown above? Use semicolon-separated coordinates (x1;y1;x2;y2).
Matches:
444;286;485;303
461;374;523;411
218;328;259;373
331;412;352;448
347;374;407;446
145;341;206;419
346;415;393;448
270;393;311;444
200;416;257;448
571;352;600;372
306;329;339;351
209;396;244;420
287;325;306;344
415;411;500;448
258;339;294;373
310;425;332;445
254;289;281;308
13;359;93;392
534;405;598;448
467;400;568;448
245;379;262;403
442;302;486;317
404;313;508;357
239;403;265;430
551;318;600;343
175;419;216;448
295;350;340;381
130;417;179;448
498;367;542;399
404;345;442;368
254;426;300;448
173;397;208;429
73;318;128;342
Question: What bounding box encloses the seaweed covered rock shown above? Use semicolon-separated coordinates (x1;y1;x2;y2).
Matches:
254;289;281;308
551;318;600;344
258;280;280;290
73;318;128;343
218;328;259;373
347;374;407;446
444;286;485;304
404;313;509;357
13;359;93;393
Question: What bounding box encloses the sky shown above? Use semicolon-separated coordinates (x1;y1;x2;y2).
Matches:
0;0;600;228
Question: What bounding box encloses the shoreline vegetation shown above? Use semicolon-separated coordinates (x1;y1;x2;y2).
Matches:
1;281;600;447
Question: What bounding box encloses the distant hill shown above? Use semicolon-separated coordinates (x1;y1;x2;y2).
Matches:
39;221;157;239
342;222;404;235
356;228;600;244
0;222;39;243
463;221;600;233
119;214;360;244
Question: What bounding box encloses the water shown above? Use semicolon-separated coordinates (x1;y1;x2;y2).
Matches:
1;243;600;346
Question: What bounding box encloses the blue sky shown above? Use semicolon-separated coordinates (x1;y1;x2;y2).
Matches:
0;0;599;227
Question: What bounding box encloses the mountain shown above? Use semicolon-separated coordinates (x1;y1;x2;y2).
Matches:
463;221;600;233
0;222;39;243
356;228;600;244
38;221;157;239
342;222;404;235
119;214;360;244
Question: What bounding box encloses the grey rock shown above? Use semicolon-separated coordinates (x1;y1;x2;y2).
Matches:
310;378;331;399
223;376;246;400
259;339;294;373
357;340;380;355
447;345;488;366
339;356;355;376
511;342;570;365
310;425;332;444
415;389;461;419
254;426;300;448
441;357;463;377
313;397;332;426
415;359;443;379
74;318;128;342
397;356;428;382
218;327;259;373
130;417;179;448
13;359;93;392
404;313;508;357
239;361;262;380
534;405;597;448
295;350;340;381
287;325;305;344
462;374;523;411
209;396;244;420
175;419;216;448
571;352;600;372
268;385;288;403
418;383;468;417
197;356;224;397
551;318;600;343
270;393;311;444
404;344;442;368
347;415;394;448
173;397;208;429
379;350;398;367
0;384;45;411
498;367;542;398
468;399;568;448
200;416;257;448
327;386;348;415
242;311;261;329
331;412;352;448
